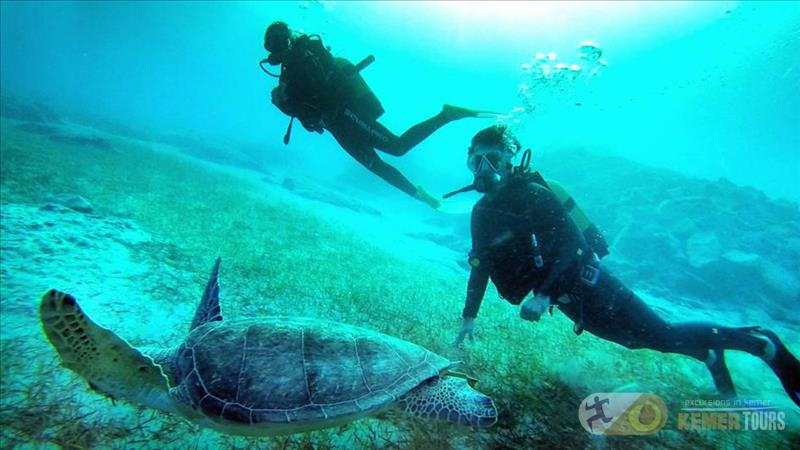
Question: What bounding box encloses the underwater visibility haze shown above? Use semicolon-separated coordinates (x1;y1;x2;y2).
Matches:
1;1;799;448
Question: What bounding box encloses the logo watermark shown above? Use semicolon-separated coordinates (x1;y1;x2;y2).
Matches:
678;399;786;431
578;393;668;435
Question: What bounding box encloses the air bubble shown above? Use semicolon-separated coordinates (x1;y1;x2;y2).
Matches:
578;41;602;62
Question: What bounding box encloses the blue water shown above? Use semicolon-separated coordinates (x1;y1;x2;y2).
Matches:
2;2;800;448
1;1;798;201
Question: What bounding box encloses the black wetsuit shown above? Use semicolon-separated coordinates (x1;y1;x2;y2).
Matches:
326;104;450;197
277;36;453;197
463;174;770;394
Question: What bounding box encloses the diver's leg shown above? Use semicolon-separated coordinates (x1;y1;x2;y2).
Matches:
366;157;440;209
338;139;415;194
371;115;448;156
562;281;740;393
373;111;459;156
338;107;461;156
562;272;769;356
560;271;799;402
369;158;418;197
330;129;439;207
329;116;440;208
750;329;800;407
338;104;480;156
371;104;482;156
628;319;800;405
361;155;440;209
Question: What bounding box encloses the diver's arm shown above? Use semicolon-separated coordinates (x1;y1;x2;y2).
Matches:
464;202;490;318
455;266;488;346
456;204;491;346
462;266;490;319
530;184;590;297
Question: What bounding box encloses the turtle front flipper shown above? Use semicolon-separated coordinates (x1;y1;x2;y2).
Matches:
189;257;223;332
39;289;176;414
397;376;498;427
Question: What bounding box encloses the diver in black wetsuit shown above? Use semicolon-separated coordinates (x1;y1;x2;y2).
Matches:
261;21;488;209
452;124;800;407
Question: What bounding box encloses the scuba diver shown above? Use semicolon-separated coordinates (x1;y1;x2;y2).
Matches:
261;21;493;209
450;124;800;407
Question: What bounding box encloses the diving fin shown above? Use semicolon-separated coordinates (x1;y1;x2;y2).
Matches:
472;110;505;118
415;185;441;210
442;105;502;121
753;328;800;407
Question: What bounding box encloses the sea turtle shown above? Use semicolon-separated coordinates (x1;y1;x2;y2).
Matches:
40;258;497;436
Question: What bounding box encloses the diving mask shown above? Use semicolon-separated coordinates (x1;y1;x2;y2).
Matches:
468;145;513;193
467;145;512;175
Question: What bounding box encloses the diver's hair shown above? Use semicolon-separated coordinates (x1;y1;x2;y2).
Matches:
469;125;521;154
264;21;291;53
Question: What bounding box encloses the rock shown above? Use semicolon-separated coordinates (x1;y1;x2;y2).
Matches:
294;188;382;216
0;95;61;123
685;231;722;268
406;231;468;254
15;122;61;136
115;222;151;245
282;177;297;190
785;238;800;256
759;260;800;300
691;251;771;305
721;250;760;266
39;203;71;213
49;133;113;151
670;217;699;240
46;194;94;214
15;122;112;150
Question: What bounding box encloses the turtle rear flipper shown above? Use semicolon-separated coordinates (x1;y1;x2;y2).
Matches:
40;289;176;413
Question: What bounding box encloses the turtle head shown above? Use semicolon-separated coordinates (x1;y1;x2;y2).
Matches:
39;289;177;414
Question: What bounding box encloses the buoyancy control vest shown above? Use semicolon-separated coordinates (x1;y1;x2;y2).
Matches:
446;149;609;259
527;171;609;259
263;34;383;144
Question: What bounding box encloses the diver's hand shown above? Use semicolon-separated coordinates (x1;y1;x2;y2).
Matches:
271;83;288;105
455;318;475;347
520;294;549;322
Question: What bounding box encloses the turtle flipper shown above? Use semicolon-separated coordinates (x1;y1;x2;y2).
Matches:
397;376;497;427
189;257;223;331
39;289;175;413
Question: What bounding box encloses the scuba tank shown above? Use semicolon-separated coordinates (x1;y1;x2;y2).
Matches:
333;55;384;121
267;53;377;145
260;32;379;145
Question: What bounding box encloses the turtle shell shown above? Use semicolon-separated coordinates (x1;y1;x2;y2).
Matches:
172;317;452;429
